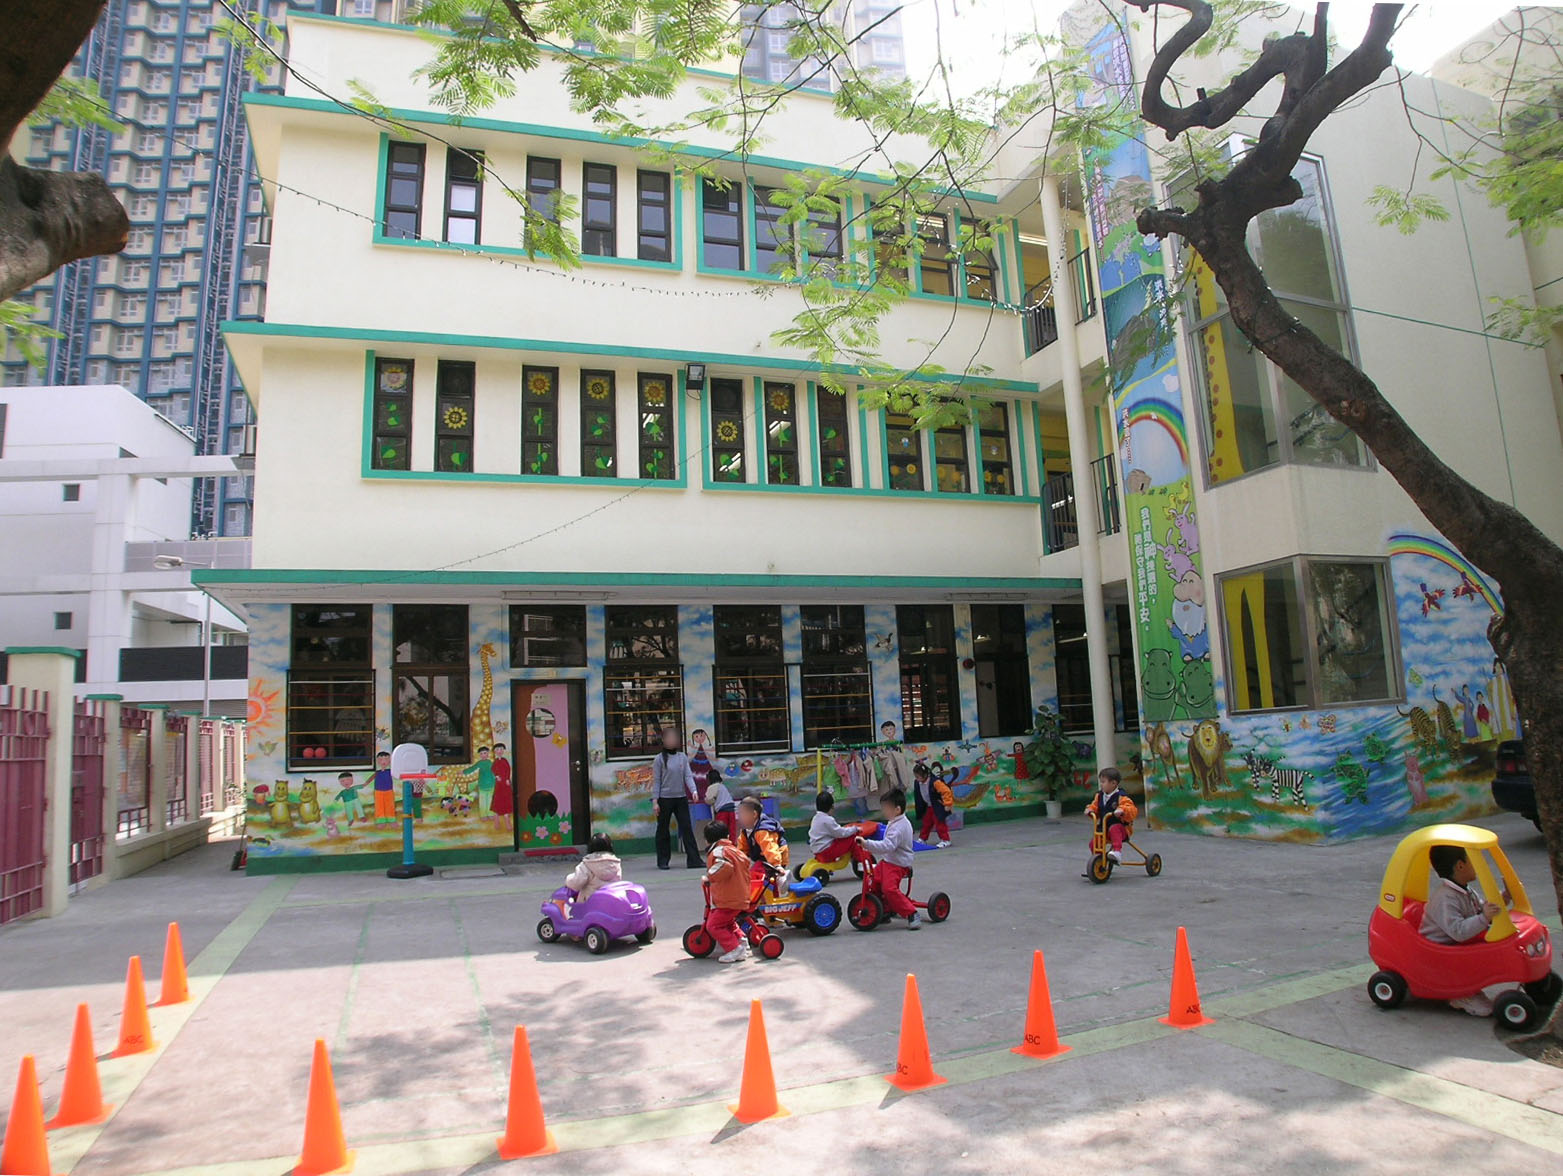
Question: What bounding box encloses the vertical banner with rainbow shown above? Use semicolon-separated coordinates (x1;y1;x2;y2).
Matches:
1076;18;1216;723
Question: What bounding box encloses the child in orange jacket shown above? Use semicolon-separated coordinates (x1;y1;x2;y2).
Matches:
1085;767;1138;863
702;821;753;963
916;763;955;847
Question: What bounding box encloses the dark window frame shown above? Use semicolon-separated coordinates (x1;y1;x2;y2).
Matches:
804;198;843;277
886;411;924;491
382;140;425;240
604;605;684;760
522;365;559;476
709;376;747;483
434;359;476;473
934;421;970;493
580;369;617;477
971;603;1030;737
916;211;955;297
636;170;672;262
443;147;483;244
582;162;617;257
371;356;413;471
509;605;588;668
700;179;744;271
962;218;998;302
898;604;960;742
801;604;873;748
392;604;470;765
977;401;1014;495
753;185;790;275
762;381;799;485
287;605;376;769
637;372;676;481
814;384;852;487
713;605;790;754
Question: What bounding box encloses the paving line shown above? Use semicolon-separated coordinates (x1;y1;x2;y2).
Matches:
49;877;298;1173
1200;1019;1563;1156
334;905;375;1052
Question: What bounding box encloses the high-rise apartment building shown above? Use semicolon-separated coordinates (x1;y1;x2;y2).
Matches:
1;0;321;537
740;0;907;88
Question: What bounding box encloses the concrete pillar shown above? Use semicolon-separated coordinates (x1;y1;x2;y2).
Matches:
1040;176;1118;771
87;694;122;876
5;648;80;917
144;704;169;833
85;473;134;690
181;711;203;820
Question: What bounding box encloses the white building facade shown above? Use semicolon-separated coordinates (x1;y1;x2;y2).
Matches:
207;8;1563;872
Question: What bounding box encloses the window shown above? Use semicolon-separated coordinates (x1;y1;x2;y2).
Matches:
582;163;616;257
288;605;375;767
135;130;159;152
522;365;558;475
977;402;1013;495
1113;604;1139;732
805;198;842;277
709;377;746;482
636;170;671;262
393;605;469;763
526;156;560;231
898;605;959;741
1187;158;1362;485
1220;557;1399;712
753;186;790;275
917;212;954;296
371;357;413;470
1052;604;1092;732
54;611;73;630
701;180;744;270
114;330;142;356
801;605;873;747
434;360;475;472
509;606;587;667
637;372;676;480
762;381;799;484
714;606;790;753
971;604;1029;736
815;385;852;487
871;37;903;64
382;141;425;239
885;412;924;490
934;422;969;492
444;148;482;244
963;220;998;302
580;370;617;476
605;606;683;758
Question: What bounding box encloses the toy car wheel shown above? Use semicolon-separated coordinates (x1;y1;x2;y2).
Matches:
925;891;951;923
1146;854;1163;877
1367;970;1407;1010
635;922;657;945
1087;855;1113;884
758;933;785;960
536;917;559;943
584;926;611;955
747;922;769;948
803;894;842;936
847;893;883;931
682;924;715;958
816;870;832;887
1494;989;1540;1031
1525;972;1563;1005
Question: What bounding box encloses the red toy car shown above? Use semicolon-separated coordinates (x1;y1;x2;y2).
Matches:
845;822;951;931
1367;825;1558;1030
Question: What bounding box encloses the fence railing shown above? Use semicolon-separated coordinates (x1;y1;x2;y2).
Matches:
165;713;189;825
0;688;50;925
70;700;107;888
117;706;152;839
1043;455;1122;553
1020;248;1098;357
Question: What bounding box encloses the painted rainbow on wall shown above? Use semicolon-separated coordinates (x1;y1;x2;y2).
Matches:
1387;533;1504;614
1122;398;1190;468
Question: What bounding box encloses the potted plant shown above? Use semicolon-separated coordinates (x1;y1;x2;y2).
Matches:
1024;708;1076;822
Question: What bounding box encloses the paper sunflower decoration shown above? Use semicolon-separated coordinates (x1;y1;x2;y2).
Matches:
441;404;470;430
528;371;554;396
643;381;667;406
586;377;611;400
768;387;792;412
716;419;740;444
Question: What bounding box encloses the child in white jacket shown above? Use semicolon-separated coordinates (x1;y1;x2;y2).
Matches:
858;788;922;929
564;833;623;909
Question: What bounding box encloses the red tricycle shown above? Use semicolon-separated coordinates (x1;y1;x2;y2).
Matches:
1367;824;1558;1030
681;876;789;960
845;823;951;931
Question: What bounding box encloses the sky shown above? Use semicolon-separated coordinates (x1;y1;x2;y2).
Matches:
899;1;1539;96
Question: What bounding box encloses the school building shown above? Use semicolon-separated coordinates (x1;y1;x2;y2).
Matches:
201;6;1563;872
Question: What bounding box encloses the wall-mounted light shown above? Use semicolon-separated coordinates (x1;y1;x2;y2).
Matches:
685;363;707;391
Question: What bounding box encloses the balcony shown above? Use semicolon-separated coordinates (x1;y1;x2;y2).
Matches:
1020;246;1097;358
118;646;248;682
1041;454;1121;553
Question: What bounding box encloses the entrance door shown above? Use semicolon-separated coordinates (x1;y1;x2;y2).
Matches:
510;681;590;844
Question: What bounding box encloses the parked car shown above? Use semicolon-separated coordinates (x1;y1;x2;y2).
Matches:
1491;740;1540;831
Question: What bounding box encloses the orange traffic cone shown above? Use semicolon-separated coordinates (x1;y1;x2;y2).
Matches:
155;923;190;1007
1012;950;1071;1060
730;1000;788;1123
1159;926;1214;1029
46;1004;113;1129
886;974;945;1091
1;1056;52;1176
496;1026;556;1159
294;1040;354;1176
110;956;157;1058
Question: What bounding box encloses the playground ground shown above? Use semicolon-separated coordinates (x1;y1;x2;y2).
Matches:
2;813;1561;1175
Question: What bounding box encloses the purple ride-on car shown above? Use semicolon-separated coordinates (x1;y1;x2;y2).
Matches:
537;881;656;954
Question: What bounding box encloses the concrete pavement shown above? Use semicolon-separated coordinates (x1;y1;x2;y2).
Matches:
2;812;1560;1174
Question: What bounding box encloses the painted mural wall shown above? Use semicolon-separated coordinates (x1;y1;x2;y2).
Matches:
242;601;1138;866
1139;534;1513;841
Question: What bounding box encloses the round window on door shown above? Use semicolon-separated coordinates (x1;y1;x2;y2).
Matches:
525;708;556;738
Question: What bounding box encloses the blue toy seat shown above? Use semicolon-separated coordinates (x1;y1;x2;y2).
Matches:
788;874;823;895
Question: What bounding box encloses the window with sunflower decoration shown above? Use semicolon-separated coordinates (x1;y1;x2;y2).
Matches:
709;377;746;482
977;401;1015;495
813;385;852;487
637;372;676;480
763;381;799;484
885;411;924;491
371;357;413;471
434;360;476;473
522;365;558;476
580;370;617;477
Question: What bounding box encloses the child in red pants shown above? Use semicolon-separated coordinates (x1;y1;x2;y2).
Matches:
1085;768;1138;863
915;764;955;847
701;820;752;963
857;788;922;929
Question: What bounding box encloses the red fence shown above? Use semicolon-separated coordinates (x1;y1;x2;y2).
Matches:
70;700;107;887
165;713;189;824
118;706;152;838
0;688;50;924
198;718;216;815
221;723;241;810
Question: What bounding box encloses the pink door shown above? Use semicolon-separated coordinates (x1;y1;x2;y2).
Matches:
511;681;589;844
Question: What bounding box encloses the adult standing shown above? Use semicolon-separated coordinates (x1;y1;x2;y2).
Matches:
652;728;702;869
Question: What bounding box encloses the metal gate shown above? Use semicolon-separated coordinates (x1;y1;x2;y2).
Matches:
198;718;215;815
0;688;50;924
165;713;188;825
118;706;152;838
70;700;107;887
